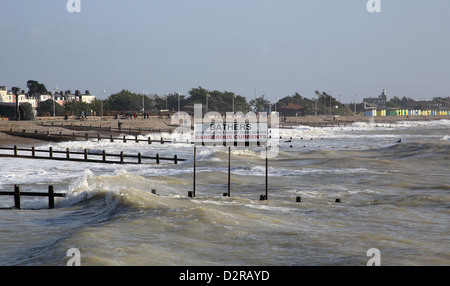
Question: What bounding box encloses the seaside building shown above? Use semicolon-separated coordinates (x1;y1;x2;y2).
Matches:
0;86;96;119
278;103;305;117
363;89;387;110
363;88;449;117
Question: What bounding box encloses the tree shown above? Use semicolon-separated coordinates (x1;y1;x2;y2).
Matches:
19;103;35;120
64;100;91;116
37;99;65;116
108;89;144;111
249;95;270;112
187;87;249;113
27;80;48;99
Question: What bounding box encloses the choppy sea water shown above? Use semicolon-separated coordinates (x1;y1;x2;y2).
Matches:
0;119;449;266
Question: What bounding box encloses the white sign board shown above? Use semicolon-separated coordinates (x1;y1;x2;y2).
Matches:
194;122;268;147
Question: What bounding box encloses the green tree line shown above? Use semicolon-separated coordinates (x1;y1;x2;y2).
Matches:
29;79;449;118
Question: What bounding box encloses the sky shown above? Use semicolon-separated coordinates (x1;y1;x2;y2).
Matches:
1;0;449;104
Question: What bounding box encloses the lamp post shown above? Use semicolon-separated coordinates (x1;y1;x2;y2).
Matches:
315;100;317;117
206;92;210;113
142;90;147;114
101;89;106;119
177;92;181;118
12;87;20;121
53;86;58;118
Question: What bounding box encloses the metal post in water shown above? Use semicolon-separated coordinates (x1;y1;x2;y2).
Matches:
265;146;268;200
227;146;231;197
192;146;196;198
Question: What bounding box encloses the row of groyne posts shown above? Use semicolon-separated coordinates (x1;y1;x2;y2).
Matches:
4;128;190;145
0;185;64;210
0;145;184;165
0;144;340;209
40;122;175;134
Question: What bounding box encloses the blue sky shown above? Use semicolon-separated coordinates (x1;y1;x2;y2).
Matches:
1;0;449;103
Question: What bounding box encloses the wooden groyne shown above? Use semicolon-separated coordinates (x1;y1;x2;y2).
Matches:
1;129;192;145
40;122;178;135
0;185;65;210
280;120;353;128
0;146;185;165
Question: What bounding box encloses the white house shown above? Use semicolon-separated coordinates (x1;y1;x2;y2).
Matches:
0;86;97;116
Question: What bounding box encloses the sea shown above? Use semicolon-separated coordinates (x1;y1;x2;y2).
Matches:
0;119;449;266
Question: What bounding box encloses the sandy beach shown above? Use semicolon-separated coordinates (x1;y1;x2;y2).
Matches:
0;115;448;147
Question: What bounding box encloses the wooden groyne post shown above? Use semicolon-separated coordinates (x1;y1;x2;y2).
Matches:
0;185;66;210
0;146;185;165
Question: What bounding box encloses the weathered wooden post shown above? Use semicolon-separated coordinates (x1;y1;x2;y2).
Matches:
84;149;88;161
174;155;178;165
31;146;35;157
14;145;17;156
14;185;20;209
48;185;55;209
120;152;124;163
66;148;70;159
156;153;160;164
148;136;151;144
138;153;142;164
49;147;53;158
102;150;106;162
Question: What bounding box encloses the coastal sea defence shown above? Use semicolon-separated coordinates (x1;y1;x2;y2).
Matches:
0;185;65;210
0;118;449;265
0;145;184;165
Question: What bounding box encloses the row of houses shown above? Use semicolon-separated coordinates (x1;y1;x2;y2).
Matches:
0;86;96;118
